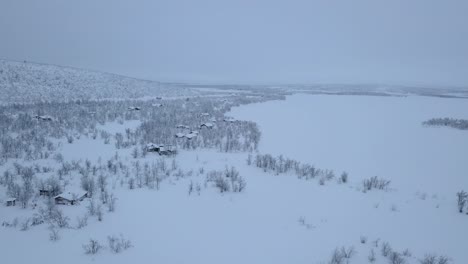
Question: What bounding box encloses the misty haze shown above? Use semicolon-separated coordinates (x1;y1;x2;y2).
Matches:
0;1;467;264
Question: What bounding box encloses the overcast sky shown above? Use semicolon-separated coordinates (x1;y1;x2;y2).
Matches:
0;0;467;86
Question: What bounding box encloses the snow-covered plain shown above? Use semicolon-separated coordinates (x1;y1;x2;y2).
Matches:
1;92;467;264
230;94;468;195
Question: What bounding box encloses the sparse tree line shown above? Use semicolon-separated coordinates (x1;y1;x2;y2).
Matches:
248;153;346;185
328;238;451;264
249;154;395;192
423;118;468;130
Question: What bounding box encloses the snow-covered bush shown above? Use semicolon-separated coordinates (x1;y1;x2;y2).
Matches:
381;242;392;257
49;227;60;241
83;239;102;255
363;176;391;191
340;171;348;183
419;254;451;264
107;235;132;253
328;246;355;264
368;249;376;263
388;252;406;264
76;215;88;229
205;167;246;193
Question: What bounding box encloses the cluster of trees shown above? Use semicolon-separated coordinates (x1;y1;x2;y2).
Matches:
2;164;38;208
205;167;246;193
423;118;468;130
249;153;346;185
0;93;282;163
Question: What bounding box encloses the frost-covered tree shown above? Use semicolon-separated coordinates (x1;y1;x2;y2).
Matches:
456;190;467;213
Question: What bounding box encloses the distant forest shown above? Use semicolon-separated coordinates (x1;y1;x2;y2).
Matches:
423;117;468;130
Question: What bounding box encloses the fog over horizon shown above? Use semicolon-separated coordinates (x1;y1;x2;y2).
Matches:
1;0;467;87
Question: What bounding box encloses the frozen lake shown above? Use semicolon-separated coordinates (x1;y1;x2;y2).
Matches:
230;94;468;196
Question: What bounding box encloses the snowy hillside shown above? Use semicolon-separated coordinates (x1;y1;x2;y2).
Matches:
0;63;467;264
0;60;195;104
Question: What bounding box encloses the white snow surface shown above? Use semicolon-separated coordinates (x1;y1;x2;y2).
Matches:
1;93;467;264
230;94;468;195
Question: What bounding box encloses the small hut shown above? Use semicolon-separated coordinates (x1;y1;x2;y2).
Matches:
6;198;16;207
200;122;214;129
146;143;177;156
34;115;53;121
54;190;88;205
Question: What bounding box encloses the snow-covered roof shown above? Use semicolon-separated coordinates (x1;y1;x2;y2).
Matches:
146;143;163;149
6;197;16;202
54;190;87;201
185;133;197;139
175;132;185;138
34;115;53;121
200;122;214;128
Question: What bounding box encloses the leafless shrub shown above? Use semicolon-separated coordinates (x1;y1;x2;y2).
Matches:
328;246;355;264
49;227;60;241
107;193;117;212
76;215;88;229
363;176;391;191
340;171;348;183
381;242;392;257
83;239;102;255
402;249;412;257
341;246;356;259
419;254;451;264
368;249;376;263
188;181;194;195
47;208;69;228
329;248;345;264
319;177;326;185
20;218;30;231
107;234;133;253
389;252;406;264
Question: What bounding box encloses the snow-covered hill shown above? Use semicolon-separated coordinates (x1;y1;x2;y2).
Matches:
0;60;194;104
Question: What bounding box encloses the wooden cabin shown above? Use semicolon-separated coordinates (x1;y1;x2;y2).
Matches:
6;198;16;207
200;122;214;129
54;190;88;205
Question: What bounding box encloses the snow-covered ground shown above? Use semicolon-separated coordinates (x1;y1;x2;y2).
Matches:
1;92;467;264
230;94;468;195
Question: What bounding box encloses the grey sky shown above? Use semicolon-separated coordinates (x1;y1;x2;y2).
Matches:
1;0;467;86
